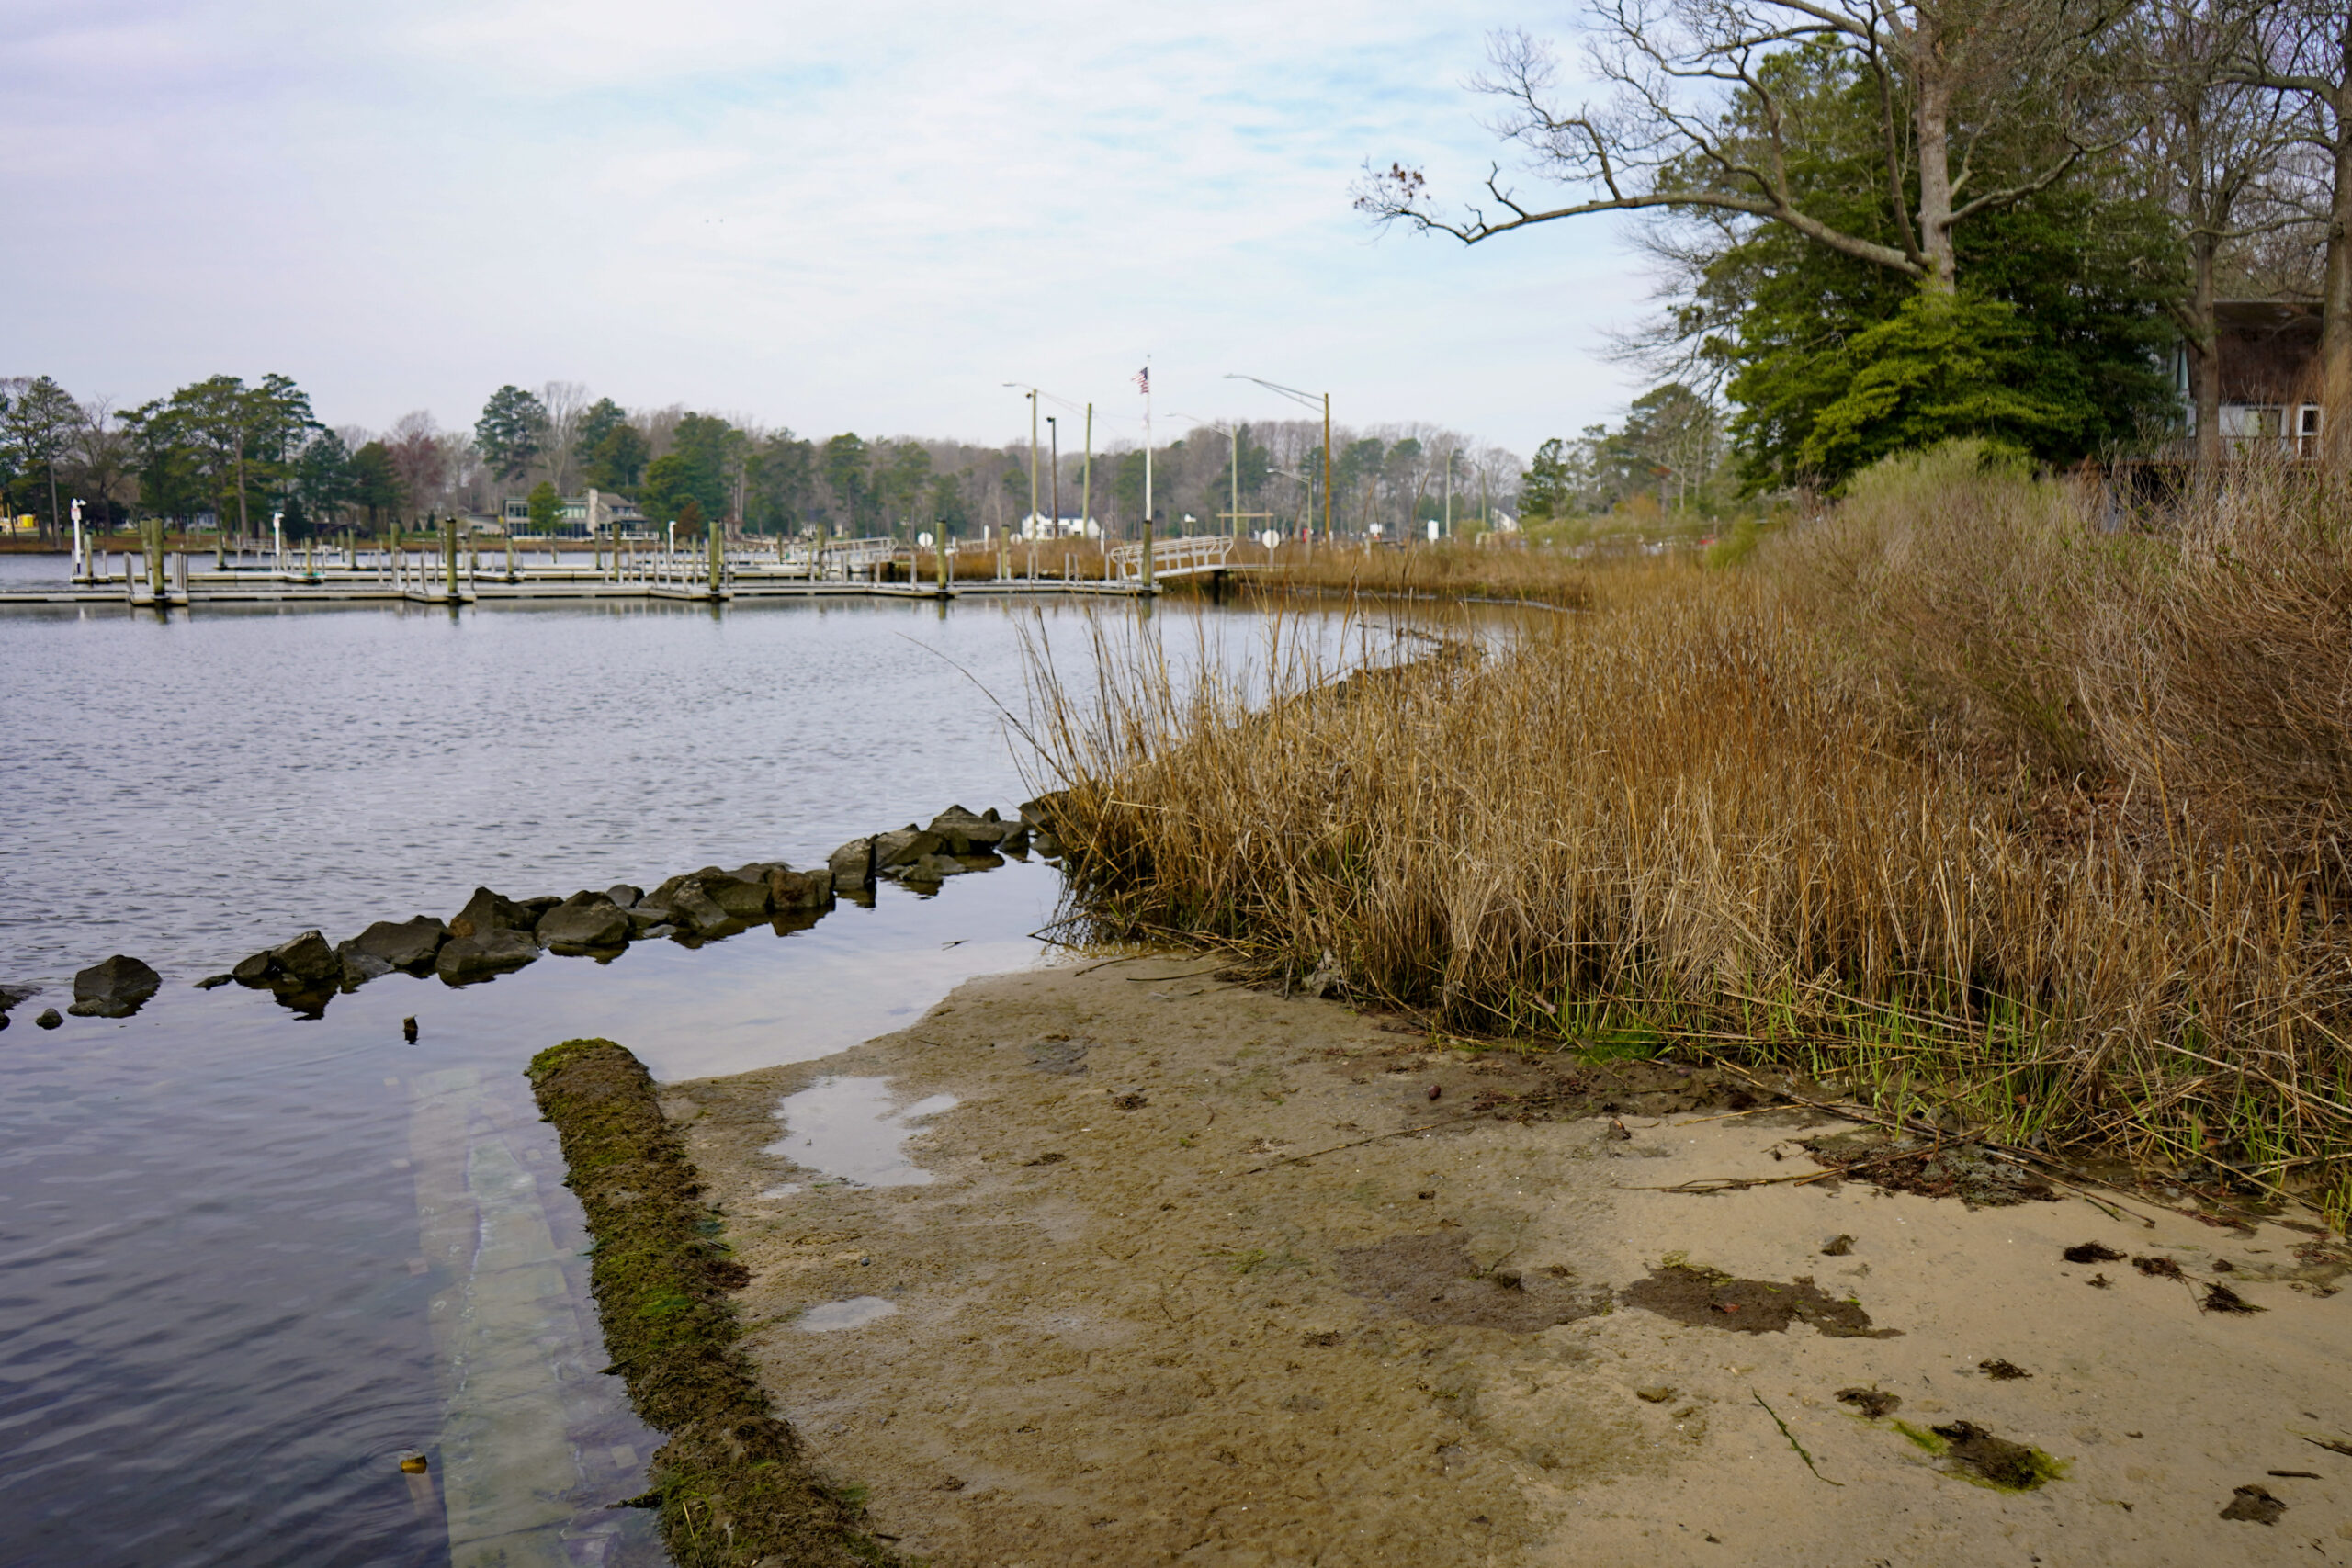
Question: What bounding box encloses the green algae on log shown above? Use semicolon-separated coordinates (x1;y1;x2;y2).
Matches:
526;1037;900;1567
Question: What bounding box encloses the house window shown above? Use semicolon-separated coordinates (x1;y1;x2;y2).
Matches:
2299;404;2324;457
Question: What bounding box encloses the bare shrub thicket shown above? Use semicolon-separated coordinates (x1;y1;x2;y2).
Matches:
1030;446;2352;1221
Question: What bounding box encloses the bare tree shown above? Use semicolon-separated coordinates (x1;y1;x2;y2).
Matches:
538;380;588;493
2134;0;2305;465
1359;0;2128;293
2226;1;2352;458
70;398;136;525
383;412;450;522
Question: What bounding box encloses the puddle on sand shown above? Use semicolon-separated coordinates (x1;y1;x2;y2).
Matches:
762;1076;958;1190
798;1296;900;1332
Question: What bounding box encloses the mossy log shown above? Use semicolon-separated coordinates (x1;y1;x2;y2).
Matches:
526;1038;899;1566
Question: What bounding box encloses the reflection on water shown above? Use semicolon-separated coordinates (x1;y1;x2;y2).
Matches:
0;589;1434;1565
763;1077;960;1190
795;1297;899;1333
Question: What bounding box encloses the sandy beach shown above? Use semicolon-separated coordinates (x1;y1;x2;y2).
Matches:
661;953;2352;1566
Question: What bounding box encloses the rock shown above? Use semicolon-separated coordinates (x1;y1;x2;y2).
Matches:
435;928;539;985
0;984;36;1013
1019;793;1067;830
448;887;535;940
537;894;631;953
605;885;643;910
929;806;1012;853
897;852;969;886
338;949;395;987
668;885;738;934
626;903;673;933
828;838;876;895
402;1016;419;1043
999;825;1032;854
36;1008;62;1029
763;864;835;913
232;951;276;985
696;874;772;920
193;974;233;990
346;916;449;971
67;953;163;1018
874;827;944;870
269;931;343;987
517;895;563;918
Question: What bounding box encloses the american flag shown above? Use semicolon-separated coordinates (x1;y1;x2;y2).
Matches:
1133;367;1149;394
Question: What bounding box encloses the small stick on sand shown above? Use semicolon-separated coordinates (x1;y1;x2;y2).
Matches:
1753;1392;1841;1485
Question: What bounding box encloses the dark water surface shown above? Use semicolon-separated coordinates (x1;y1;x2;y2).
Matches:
0;581;1406;1567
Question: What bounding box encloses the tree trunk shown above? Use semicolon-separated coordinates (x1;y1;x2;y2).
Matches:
1912;25;1959;292
234;446;250;548
2190;233;2223;468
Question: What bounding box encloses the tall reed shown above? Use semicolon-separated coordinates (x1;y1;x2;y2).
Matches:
1027;451;2352;1224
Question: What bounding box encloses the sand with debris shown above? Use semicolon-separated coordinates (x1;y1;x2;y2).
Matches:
662;954;2352;1565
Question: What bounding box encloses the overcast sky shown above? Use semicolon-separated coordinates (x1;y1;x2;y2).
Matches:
8;1;1656;458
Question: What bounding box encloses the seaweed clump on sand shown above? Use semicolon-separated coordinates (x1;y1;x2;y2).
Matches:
527;1037;898;1567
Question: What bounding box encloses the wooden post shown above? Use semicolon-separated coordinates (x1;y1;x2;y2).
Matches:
936;533;948;594
1140;517;1154;592
443;514;458;602
707;516;722;597
148;516;165;602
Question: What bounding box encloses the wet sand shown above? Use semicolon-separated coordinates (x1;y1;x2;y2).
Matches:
666;954;2352;1565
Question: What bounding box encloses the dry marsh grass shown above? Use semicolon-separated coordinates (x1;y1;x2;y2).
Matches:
1028;445;2352;1224
1260;539;1599;608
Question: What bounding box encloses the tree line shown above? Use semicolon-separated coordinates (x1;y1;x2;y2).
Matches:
1363;0;2351;502
0;372;1530;545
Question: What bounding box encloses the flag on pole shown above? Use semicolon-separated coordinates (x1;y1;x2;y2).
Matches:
1133;367;1149;394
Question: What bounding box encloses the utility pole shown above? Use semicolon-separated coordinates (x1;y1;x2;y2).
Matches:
1230;425;1241;543
1139;360;1154;539
1081;403;1092;541
1444;450;1453;540
1321;392;1332;547
1047;417;1059;546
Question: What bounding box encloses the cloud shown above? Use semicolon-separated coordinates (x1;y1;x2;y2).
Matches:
3;0;1655;456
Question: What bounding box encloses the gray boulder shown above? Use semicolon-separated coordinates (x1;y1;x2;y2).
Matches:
516;894;563;918
449;887;535;940
268;931;343;987
346;916;449;972
537;894;631;953
36;1008;62;1029
697;874;772;920
668;884;738;934
605;885;643;910
763;864;834;913
626;903;673;933
828;838;876;895
873;827;943;870
929;806;1012;853
897;852;971;886
66;953;163;1019
338;949;395;987
1019;793;1067;830
435;928;539;984
0;984;35;1014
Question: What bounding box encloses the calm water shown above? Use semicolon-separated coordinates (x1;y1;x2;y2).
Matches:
0;570;1418;1567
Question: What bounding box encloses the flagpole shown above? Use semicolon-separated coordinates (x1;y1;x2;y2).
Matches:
1142;359;1153;537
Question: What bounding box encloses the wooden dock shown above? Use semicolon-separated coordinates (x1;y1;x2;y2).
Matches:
0;543;1220;609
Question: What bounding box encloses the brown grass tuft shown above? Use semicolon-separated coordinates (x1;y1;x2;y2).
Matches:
1026;446;2352;1226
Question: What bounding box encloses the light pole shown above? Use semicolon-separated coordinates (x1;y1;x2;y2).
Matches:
1046;416;1059;545
1003;384;1040;540
1225;374;1330;548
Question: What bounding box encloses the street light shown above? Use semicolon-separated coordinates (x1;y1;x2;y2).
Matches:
1225;374;1332;547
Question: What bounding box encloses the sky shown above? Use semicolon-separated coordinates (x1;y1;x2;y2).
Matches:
6;1;1659;460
